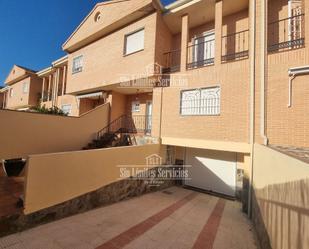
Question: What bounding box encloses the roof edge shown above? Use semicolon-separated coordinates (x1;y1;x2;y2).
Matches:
62;0;130;50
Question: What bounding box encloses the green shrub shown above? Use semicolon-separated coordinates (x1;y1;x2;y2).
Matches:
30;105;68;116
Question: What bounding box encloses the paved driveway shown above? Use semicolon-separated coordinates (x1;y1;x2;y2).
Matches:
0;187;258;249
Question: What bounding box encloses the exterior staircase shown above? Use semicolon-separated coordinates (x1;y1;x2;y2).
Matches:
83;115;141;150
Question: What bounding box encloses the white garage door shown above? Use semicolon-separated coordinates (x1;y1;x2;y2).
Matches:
185;148;237;197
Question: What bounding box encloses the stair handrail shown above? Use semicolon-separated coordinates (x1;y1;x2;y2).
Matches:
96;114;152;140
97;114;131;140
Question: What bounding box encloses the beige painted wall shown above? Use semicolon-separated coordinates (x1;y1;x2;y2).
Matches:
66;12;158;94
253;144;309;249
24;144;166;214
0;103;110;160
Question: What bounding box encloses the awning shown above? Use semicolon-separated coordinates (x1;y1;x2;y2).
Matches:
76;92;103;99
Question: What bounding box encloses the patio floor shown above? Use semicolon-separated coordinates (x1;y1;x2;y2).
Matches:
0;186;258;249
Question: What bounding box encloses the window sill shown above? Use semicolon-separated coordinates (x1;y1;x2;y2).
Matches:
123;49;144;57
180;114;221;117
72;69;83;75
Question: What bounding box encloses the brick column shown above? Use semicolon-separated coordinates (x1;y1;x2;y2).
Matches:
41;77;46;101
304;0;309;63
48;75;52;102
2;92;4;109
62;65;67;96
214;0;223;65
180;14;189;72
55;68;60;106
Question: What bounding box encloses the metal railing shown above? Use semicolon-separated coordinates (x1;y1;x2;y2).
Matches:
180;97;220;116
221;29;249;62
187;38;215;69
97;114;152;139
268;13;305;52
162;49;181;73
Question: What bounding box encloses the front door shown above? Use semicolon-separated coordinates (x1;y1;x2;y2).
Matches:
146;101;152;134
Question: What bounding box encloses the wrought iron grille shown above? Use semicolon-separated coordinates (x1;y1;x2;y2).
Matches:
268;11;305;52
187;36;215;69
180;87;220;116
221;29;249;62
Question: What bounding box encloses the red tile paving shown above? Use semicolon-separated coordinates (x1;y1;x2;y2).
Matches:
0;176;24;218
192;198;226;249
96;192;198;249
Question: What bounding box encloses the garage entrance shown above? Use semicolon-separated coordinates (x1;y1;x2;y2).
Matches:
185;148;237;197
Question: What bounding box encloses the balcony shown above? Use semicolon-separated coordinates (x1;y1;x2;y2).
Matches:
187;34;215;70
221;29;249;62
268;12;305;52
162;50;181;73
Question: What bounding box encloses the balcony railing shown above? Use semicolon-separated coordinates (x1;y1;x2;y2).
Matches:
268;13;305;52
221;29;249;62
162;49;181;73
187;37;215;69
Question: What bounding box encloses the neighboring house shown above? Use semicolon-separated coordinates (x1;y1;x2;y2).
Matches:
37;56;79;116
3;65;42;111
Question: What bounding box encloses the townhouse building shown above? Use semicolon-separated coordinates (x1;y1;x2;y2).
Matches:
0;0;308;248
56;0;309;197
0;0;307;209
1;65;42;110
37;56;79;116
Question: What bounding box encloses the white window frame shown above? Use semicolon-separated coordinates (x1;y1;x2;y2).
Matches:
192;30;215;67
9;88;13;98
180;86;221;116
131;101;140;113
22;82;29;94
288;0;303;42
72;55;83;74
124;28;145;56
61;104;72;115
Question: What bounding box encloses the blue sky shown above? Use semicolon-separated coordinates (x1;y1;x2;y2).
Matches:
0;0;175;86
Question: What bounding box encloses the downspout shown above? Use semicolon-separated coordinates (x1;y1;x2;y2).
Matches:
248;0;256;218
159;86;164;141
288;74;296;107
260;0;269;146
